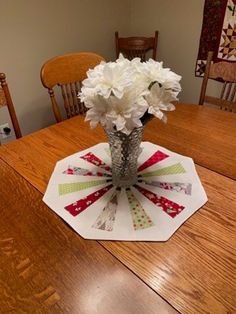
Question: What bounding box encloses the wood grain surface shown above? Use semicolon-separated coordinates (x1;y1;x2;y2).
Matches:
0;159;176;314
0;87;6;108
101;166;236;314
146;104;236;180
0;103;235;313
0;104;235;186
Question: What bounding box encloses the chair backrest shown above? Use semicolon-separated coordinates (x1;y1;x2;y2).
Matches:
40;52;105;122
0;73;22;139
199;51;236;111
115;31;158;61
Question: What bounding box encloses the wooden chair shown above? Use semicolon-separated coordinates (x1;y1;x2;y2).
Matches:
0;73;22;139
115;31;158;61
40;52;105;122
199;51;236;111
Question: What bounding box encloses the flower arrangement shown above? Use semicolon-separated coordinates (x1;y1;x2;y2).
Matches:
79;54;181;135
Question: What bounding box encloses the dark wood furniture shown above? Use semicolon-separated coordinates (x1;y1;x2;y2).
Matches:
0;103;235;313
199;51;236;111
0;73;22;139
115;31;158;61
40;52;105;122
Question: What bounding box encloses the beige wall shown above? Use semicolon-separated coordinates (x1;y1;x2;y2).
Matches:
0;0;131;136
130;0;207;103
1;0;219;140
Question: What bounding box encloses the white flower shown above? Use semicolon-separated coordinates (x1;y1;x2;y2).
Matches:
79;54;182;134
135;59;182;91
104;88;148;134
82;54;135;99
145;83;177;122
83;94;109;128
84;85;148;134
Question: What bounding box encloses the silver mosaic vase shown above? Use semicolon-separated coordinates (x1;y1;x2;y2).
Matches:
106;127;144;188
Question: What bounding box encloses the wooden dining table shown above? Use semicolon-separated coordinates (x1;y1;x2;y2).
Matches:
0;103;235;313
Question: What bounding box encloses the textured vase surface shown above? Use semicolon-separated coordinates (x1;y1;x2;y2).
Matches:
106;127;143;188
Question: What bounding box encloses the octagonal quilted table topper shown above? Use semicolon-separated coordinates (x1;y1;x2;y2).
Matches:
43;142;207;241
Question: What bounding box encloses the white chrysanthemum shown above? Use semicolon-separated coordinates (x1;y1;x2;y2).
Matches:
135;58;182;91
116;53;132;67
105;90;148;134
79;54;182;134
81;54;136;99
145;83;177;122
83;94;110;128
83;85;148;134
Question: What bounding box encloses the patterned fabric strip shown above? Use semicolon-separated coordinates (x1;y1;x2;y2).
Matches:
64;184;113;216
141;180;192;195
63;166;111;177
80;152;111;172
126;189;154;230
92;190;120;231
138;150;169;172
134;184;185;218
59;180;108;195
140;163;186;177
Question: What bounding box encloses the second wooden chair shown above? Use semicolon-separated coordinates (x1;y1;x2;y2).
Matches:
115;31;158;61
199;51;236;111
40;52;105;122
